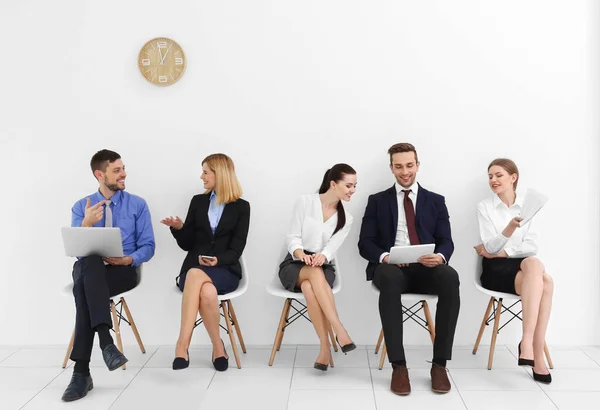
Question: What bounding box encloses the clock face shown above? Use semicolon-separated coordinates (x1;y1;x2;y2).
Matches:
138;37;186;86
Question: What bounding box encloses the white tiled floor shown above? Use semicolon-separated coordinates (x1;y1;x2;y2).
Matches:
1;344;598;409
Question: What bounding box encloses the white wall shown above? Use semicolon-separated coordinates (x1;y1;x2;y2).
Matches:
1;1;598;347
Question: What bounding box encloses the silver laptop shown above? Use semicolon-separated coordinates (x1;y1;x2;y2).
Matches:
61;227;124;257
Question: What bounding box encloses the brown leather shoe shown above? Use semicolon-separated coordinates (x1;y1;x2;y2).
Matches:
390;365;411;395
430;364;451;393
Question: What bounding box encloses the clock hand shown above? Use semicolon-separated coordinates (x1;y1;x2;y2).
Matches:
157;44;163;65
160;43;173;65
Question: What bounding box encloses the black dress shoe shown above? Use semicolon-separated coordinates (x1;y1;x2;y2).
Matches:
336;336;356;355
61;373;93;402
173;350;189;370
212;339;229;372
533;369;552;384
102;344;128;371
518;342;535;367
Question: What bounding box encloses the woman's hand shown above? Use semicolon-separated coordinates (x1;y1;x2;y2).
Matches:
474;244;496;259
502;216;523;238
160;216;184;230
310;253;327;267
198;255;218;266
293;249;313;265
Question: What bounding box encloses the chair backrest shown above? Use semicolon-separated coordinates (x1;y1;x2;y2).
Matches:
473;256;483;287
237;255;249;293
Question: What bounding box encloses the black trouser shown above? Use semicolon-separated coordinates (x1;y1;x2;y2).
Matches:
70;255;138;362
373;263;460;363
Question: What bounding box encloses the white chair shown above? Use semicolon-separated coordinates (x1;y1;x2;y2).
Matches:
266;256;342;366
62;265;145;370
371;282;437;370
471;256;554;369
173;257;249;369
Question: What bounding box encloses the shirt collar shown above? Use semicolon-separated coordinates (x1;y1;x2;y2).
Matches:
94;189;122;204
493;191;522;209
395;181;419;196
210;190;217;201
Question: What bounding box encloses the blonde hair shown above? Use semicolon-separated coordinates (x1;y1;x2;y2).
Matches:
202;153;243;204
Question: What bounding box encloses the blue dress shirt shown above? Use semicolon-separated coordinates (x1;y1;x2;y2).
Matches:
208;191;225;234
71;190;156;267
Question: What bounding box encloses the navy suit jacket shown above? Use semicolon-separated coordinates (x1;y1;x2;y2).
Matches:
358;184;454;281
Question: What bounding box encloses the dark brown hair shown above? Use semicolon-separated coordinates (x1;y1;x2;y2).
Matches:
388;143;418;164
90;149;121;175
318;163;357;236
488;158;519;190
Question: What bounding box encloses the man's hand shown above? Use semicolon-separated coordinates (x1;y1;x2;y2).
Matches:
103;256;133;266
82;198;106;227
418;254;443;267
382;255;408;268
198;256;218;267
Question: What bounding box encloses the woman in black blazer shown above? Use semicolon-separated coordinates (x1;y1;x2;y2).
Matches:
161;154;250;372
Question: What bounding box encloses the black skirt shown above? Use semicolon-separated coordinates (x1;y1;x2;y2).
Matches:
481;257;525;295
278;252;336;292
176;265;240;295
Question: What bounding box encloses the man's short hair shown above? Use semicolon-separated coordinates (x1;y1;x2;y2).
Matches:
90;149;121;174
387;143;418;164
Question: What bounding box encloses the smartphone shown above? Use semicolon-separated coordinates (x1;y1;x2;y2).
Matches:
200;255;216;260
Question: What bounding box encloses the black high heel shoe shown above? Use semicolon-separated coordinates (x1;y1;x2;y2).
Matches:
533;369;552;384
518;342;535;367
172;350;189;370
313;362;329;371
212;339;229;372
336;336;356;355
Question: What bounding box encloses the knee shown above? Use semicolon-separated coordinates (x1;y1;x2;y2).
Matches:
199;282;218;303
542;273;554;294
521;257;545;276
305;267;326;282
186;268;206;283
375;265;404;287
434;266;460;288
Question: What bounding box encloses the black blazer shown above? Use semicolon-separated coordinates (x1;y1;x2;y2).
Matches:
171;193;250;278
358;184;454;281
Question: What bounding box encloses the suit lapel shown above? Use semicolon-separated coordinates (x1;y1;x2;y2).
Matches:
214;201;233;236
387;186;398;237
415;183;428;228
199;194;213;236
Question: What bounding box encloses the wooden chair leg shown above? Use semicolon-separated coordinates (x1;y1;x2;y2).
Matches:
110;300;126;370
227;300;247;354
544;342;554;369
221;301;241;369
379;342;387;370
329;348;335;368
375;328;383;354
269;299;291;366
328;322;338;352
120;297;145;354
473;297;494;355
487;298;503;370
62;330;75;368
375;329;384;354
276;300;292;352
422;300;436;344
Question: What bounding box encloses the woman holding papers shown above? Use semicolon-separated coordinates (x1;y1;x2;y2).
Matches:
161;154;250;372
475;158;553;383
279;163;357;370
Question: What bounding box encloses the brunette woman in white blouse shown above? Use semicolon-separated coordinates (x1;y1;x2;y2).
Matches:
279;164;357;370
474;158;553;383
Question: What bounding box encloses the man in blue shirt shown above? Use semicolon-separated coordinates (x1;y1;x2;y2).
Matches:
62;150;155;402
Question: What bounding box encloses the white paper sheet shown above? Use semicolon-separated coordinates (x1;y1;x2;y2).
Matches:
519;188;548;226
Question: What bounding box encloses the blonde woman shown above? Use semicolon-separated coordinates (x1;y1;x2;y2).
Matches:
475;158;553;383
161;154;250;372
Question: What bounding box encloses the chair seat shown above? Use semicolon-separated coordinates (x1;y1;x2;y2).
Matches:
473;280;521;301
370;282;437;301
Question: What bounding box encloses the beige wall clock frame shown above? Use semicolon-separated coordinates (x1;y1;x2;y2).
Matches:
138;37;186;86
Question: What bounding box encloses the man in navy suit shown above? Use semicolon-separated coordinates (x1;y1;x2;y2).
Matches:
359;143;460;396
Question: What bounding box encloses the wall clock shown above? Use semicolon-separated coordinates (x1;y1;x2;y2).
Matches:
138;37;186;86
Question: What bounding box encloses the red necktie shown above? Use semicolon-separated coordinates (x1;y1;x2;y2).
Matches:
402;190;420;245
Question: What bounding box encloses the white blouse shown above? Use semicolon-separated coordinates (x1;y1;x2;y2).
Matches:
286;194;353;263
476;193;538;258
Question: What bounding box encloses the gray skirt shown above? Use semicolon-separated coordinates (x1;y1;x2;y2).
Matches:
278;252;336;292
